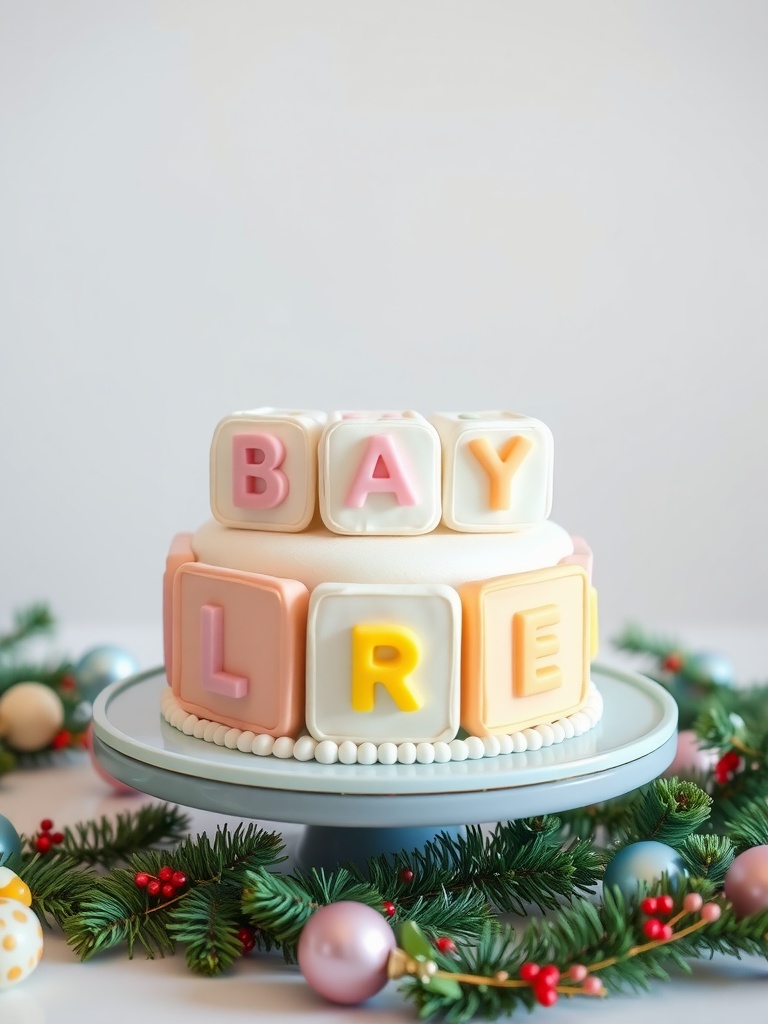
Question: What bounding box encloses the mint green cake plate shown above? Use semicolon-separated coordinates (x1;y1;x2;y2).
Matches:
92;664;677;869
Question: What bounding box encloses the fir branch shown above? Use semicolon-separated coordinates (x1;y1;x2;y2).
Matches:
678;835;735;886
64;823;286;963
168;883;244;976
723;798;768;853
14;852;97;928
0;603;55;656
242;866;383;960
612;623;682;660
24;805;193;869
617;779;712;848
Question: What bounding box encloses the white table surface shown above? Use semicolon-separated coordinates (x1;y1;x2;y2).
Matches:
1;622;767;1024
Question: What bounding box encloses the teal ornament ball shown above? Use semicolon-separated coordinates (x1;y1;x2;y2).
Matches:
75;646;140;704
603;841;687;902
0;813;22;866
682;651;735;689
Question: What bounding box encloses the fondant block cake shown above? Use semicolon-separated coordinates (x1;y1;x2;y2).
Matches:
162;409;603;765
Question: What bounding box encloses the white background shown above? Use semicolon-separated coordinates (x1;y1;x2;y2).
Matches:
1;1;767;656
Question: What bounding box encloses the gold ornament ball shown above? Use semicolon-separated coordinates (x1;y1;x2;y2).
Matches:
0;682;65;752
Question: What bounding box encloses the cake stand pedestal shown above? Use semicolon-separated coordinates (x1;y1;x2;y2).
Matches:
92;664;677;870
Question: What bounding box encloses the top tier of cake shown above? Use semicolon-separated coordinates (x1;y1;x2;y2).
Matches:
209;409;554;536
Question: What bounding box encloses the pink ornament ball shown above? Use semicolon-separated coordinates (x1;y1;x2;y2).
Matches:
298;901;396;1005
724;845;768;918
663;730;716;779
84;723;138;796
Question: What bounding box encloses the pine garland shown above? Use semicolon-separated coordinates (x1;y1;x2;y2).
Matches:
4;620;768;1019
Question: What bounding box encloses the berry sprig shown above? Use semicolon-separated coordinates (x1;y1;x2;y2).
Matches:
31;818;65;854
390;891;725;1009
134;865;188;900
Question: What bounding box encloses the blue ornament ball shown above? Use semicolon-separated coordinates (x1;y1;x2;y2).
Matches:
0;813;22;866
603;841;687;903
682;651;735;688
75;645;140;704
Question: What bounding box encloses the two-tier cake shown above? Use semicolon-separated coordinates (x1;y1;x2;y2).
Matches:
161;409;601;766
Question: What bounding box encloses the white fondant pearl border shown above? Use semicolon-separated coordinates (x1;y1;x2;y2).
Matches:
160;683;604;765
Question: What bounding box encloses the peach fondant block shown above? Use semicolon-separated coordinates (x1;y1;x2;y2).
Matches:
306;582;461;744
210;408;326;532
318;411;442;535
459;564;589;735
163;533;196;684
171;563;309;737
430;411;553;532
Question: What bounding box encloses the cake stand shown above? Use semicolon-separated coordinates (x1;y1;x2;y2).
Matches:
92;664;677;870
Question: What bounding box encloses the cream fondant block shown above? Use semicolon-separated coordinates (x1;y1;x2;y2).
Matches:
430;411;554;532
163;533;196;684
210;408;326;532
459;564;589;735
306;582;461;744
172;563;309;737
318;411;441;535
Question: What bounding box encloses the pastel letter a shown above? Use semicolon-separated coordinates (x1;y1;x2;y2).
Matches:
344;434;418;507
200;604;249;698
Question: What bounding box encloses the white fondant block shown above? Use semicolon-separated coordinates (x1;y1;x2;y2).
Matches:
210;408;326;532
306;582;461;744
430;411;554;532
318;411;442;535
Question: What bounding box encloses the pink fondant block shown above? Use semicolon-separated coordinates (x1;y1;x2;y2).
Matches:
558;536;593;582
163;533;196;684
171;563;309;737
459;564;589;735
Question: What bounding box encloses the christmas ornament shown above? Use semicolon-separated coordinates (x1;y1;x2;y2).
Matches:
663;729;717;779
682;651;735;689
84;723;138;795
0;867;31;906
723;845;768;918
298;901;396;1005
74;645;140;704
0;681;65;752
603;841;687;902
0;814;21;866
0;898;44;989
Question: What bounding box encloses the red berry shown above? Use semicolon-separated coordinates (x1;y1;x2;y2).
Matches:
35;834;52;854
662;653;684;673
640;897;659;915
435;937;456;954
237;926;256;953
51;730;72;750
158;866;174;882
537;964;560;987
40;819;54;832
161;883;176;899
382;901;396;917
642;918;663;940
660;924;674;941
171;871;187;889
534;982;558;1007
657;895;674;915
134;872;150;888
51;832;64;845
400;868;414;883
519;962;540;981
147;880;161;897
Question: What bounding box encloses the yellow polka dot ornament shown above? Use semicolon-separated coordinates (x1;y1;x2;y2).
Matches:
0;868;43;989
